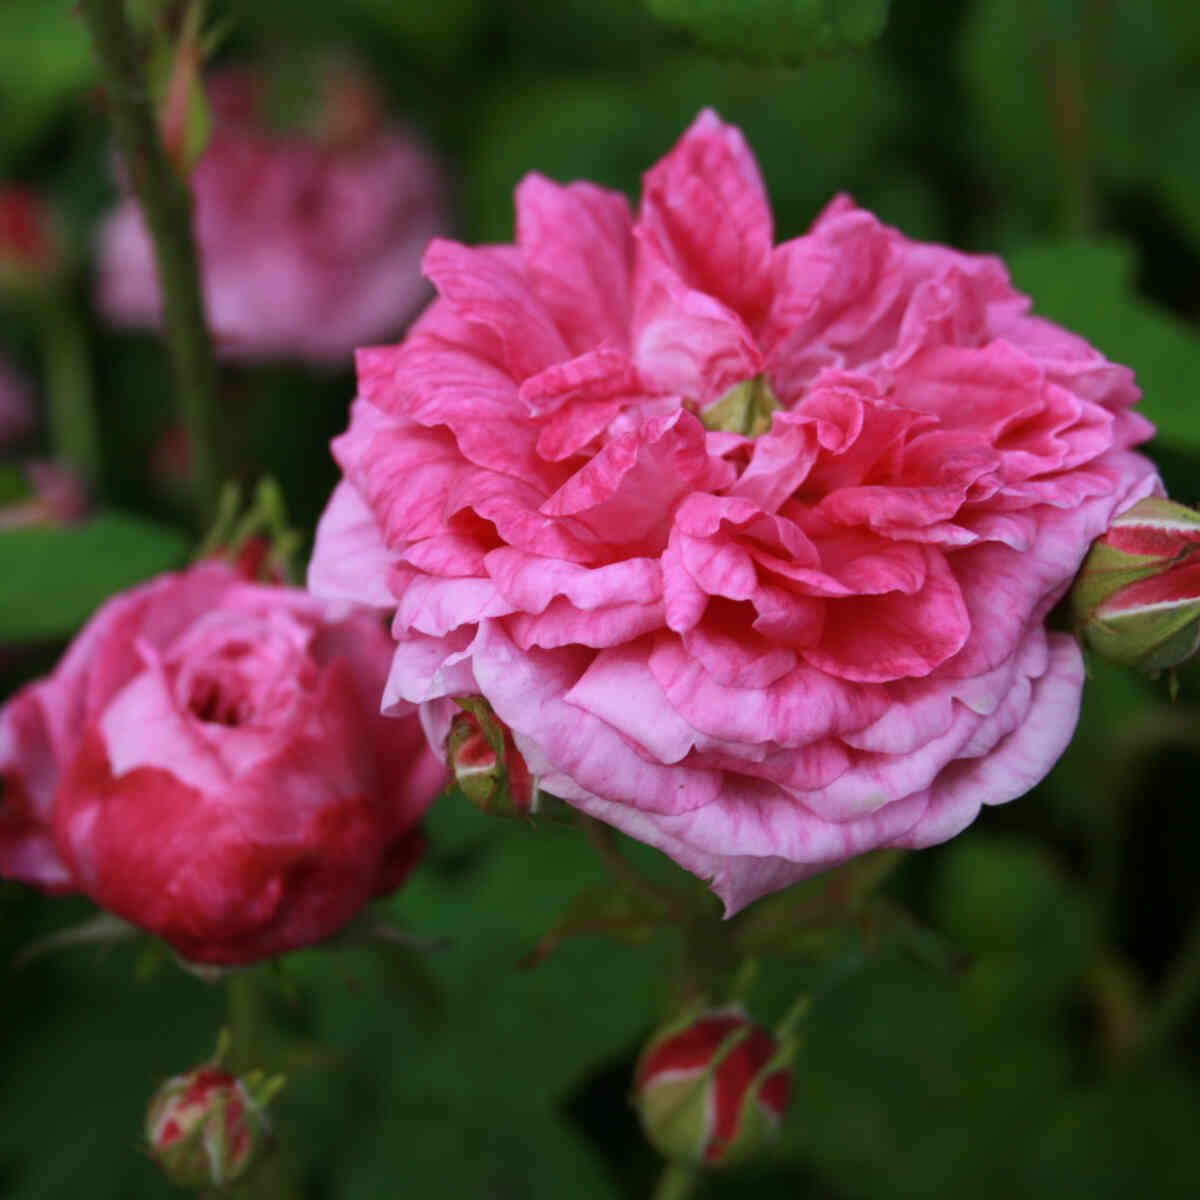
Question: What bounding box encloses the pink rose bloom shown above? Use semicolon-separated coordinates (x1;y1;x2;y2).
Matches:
0;354;33;447
309;110;1159;913
0;561;444;962
95;65;448;365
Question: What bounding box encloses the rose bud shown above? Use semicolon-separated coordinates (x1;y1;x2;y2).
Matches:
0;561;444;961
146;1064;275;1189
0;186;62;291
633;1007;792;1167
446;696;541;818
1070;497;1200;672
95;59;448;364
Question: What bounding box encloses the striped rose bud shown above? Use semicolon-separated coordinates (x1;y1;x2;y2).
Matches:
633;1007;793;1168
446;696;541;818
1070;497;1200;672
146;1065;268;1190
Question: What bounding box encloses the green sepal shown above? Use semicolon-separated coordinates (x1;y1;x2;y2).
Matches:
700;374;779;437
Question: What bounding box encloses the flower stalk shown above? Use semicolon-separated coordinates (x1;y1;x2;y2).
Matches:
652;1162;701;1200
79;0;223;520
39;291;100;486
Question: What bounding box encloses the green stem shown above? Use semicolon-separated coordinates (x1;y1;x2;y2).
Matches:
222;969;304;1200
39;292;100;486
225;968;264;1076
78;0;222;520
652;1161;702;1200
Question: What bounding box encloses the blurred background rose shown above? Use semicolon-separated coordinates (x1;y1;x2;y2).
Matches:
95;57;449;366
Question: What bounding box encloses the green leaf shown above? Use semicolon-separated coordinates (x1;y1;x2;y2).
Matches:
0;510;190;643
1005;238;1200;454
782;946;1076;1198
645;0;891;64
0;1;93;169
1021;1071;1200;1199
929;835;1095;1026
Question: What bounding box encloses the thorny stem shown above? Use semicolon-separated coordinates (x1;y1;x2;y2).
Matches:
79;0;223;520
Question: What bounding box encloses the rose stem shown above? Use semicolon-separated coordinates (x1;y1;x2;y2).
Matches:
652;1161;702;1200
40;290;101;486
78;0;223;521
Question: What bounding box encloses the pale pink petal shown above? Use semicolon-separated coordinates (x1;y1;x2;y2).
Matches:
892;633;1085;848
308;480;398;608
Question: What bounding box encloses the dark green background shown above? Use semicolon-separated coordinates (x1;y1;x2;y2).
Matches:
2;1;1199;1197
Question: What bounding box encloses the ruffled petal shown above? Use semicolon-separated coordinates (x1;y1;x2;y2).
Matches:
638;109;774;327
516;175;635;353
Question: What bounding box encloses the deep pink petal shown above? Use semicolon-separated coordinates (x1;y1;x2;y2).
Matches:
421;239;569;383
516;175;635;353
638;109;774;327
632;238;762;405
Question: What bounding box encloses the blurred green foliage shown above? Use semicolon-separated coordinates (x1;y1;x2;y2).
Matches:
1;0;1199;1197
644;0;893;65
0;510;188;641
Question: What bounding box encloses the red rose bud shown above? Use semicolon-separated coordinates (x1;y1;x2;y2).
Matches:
0;187;62;289
447;697;541;818
633;1007;793;1168
150;2;213;176
1071;497;1200;672
146;1064;280;1189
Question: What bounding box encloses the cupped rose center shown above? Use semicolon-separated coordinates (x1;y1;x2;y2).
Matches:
169;612;319;729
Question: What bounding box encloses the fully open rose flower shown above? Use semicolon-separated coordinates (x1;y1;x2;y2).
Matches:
310;110;1159;912
96;62;448;364
0;561;443;961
